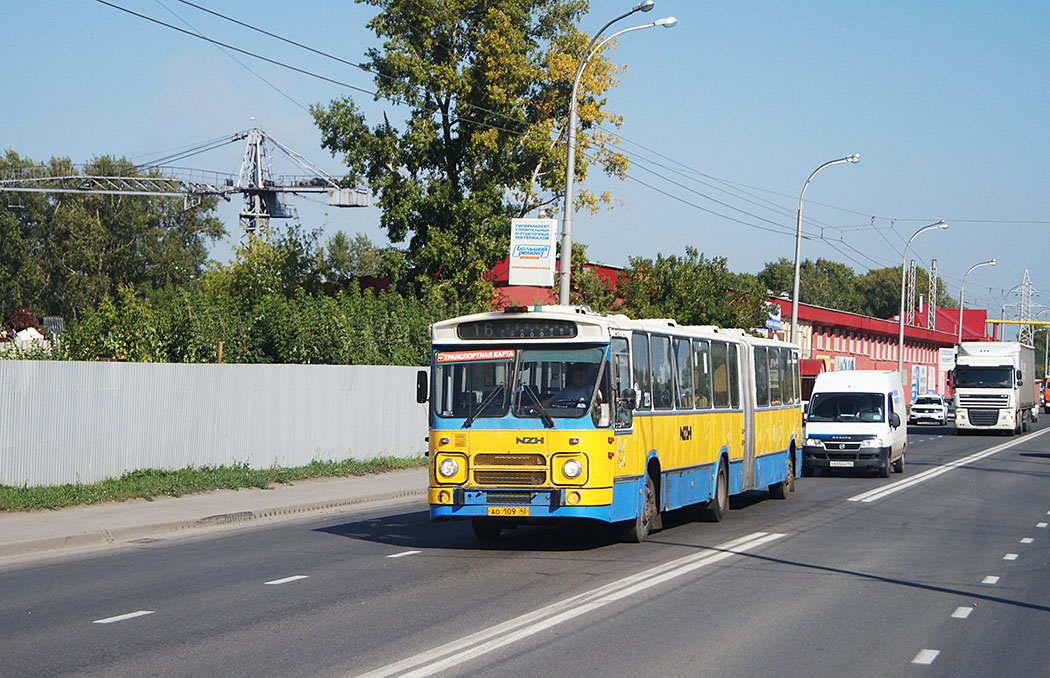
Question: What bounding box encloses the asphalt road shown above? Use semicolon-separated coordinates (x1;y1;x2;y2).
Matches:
3;421;1050;677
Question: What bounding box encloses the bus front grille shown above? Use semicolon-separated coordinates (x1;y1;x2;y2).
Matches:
474;453;546;466
486;491;533;504
474;470;546;486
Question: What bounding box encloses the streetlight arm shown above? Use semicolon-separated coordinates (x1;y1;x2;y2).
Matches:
788;153;860;345
898;221;948;375
958;258;996;343
559;9;676;305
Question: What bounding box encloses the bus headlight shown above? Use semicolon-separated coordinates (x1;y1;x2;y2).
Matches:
563;459;583;479
438;458;460;478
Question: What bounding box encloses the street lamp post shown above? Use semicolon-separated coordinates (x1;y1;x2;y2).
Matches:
898;221;948;377
559;2;677;304
957;258;996;344
789;154;860;346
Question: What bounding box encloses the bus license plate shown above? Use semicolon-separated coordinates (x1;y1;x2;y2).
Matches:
488;506;530;517
829;460;854;468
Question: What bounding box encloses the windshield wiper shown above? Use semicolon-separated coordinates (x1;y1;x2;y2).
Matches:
522;384;555;429
463;385;505;429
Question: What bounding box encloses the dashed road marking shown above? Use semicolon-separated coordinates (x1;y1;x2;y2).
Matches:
387;550;422;559
912;649;940;665
1038;523;1048;528
265;575;309;585
93;610;154;624
1020;537;1034;544
982;575;1000;584
848;430;1050;504
1003;553;1019;561
951;606;973;619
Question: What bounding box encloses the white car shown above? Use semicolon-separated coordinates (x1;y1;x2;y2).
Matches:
909;395;949;425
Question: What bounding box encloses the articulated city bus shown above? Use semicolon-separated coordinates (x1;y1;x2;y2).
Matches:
416;305;802;542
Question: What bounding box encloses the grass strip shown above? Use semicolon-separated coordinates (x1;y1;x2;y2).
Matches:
0;456;428;512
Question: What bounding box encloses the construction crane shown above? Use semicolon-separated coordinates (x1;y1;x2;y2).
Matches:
0;128;368;235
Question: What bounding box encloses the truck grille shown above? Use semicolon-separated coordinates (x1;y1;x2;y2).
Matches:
959;394;1009;408
968;409;1000;426
474;470;546;486
474;453;545;466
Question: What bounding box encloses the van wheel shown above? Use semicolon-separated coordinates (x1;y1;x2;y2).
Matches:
769;454;793;500
700;461;729;522
620;473;657;543
892;450;905;473
471;518;502;542
879;451;891;478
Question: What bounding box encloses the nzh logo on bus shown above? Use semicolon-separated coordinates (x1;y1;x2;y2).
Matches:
516;436;544;445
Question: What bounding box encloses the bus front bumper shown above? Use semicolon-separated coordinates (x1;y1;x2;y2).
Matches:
429;484;630;523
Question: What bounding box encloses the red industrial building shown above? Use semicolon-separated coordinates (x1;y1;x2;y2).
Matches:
767;298;994;403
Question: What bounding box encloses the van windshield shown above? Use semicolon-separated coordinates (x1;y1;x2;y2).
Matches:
807;392;885;423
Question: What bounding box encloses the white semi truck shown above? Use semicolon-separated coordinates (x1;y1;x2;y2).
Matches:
953;341;1036;435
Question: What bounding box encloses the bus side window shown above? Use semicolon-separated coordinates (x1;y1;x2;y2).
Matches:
768;347;782;406
728;343;740;409
612;337;633;428
632;333;652;410
712;341;730;408
674;337;694;409
754;346;769;407
693;339;711;408
651;335;674;410
780;348;795;405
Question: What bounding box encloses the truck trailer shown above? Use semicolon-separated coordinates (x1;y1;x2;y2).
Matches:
953;341;1036;435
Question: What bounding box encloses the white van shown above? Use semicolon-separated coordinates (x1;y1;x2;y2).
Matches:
802;370;907;478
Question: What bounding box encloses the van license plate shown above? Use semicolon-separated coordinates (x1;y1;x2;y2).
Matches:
829;460;854;468
488;506;529;517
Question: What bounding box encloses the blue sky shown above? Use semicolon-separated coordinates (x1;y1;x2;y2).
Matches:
3;1;1048;325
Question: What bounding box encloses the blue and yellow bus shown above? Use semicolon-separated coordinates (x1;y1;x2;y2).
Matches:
416;305;802;542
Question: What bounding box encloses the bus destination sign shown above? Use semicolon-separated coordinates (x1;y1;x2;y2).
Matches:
457;319;578;340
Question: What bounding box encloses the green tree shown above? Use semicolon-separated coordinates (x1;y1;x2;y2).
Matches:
312;0;629;305
0;152;224;318
758;257;861;313
620;247;769;329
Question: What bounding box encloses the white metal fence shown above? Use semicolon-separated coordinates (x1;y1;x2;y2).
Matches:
0;361;428;487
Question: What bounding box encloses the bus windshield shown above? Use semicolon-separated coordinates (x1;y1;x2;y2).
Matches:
432;346;605;421
512;347;604;419
954;366;1013;388
807;392;885;423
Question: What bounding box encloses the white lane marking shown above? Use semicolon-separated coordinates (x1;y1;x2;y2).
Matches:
387;550;422;559
982;575;1000;584
1021;537;1034;544
93;610;154;624
265;575;309;585
912;649;940;665
1037;523;1047;528
951;606;973;619
848;429;1050;504
1003;553;1019;561
353;531;785;678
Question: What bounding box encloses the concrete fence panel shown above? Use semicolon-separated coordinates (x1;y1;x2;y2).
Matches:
0;361;428;486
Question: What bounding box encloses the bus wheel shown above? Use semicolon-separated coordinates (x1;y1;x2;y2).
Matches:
620;473;657;543
700;462;729;522
471;518;502;542
768;454;793;500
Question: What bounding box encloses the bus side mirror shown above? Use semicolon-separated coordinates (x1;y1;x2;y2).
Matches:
416;370;429;404
620;388;637;411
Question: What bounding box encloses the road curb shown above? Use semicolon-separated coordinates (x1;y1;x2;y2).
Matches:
0;487;427;560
